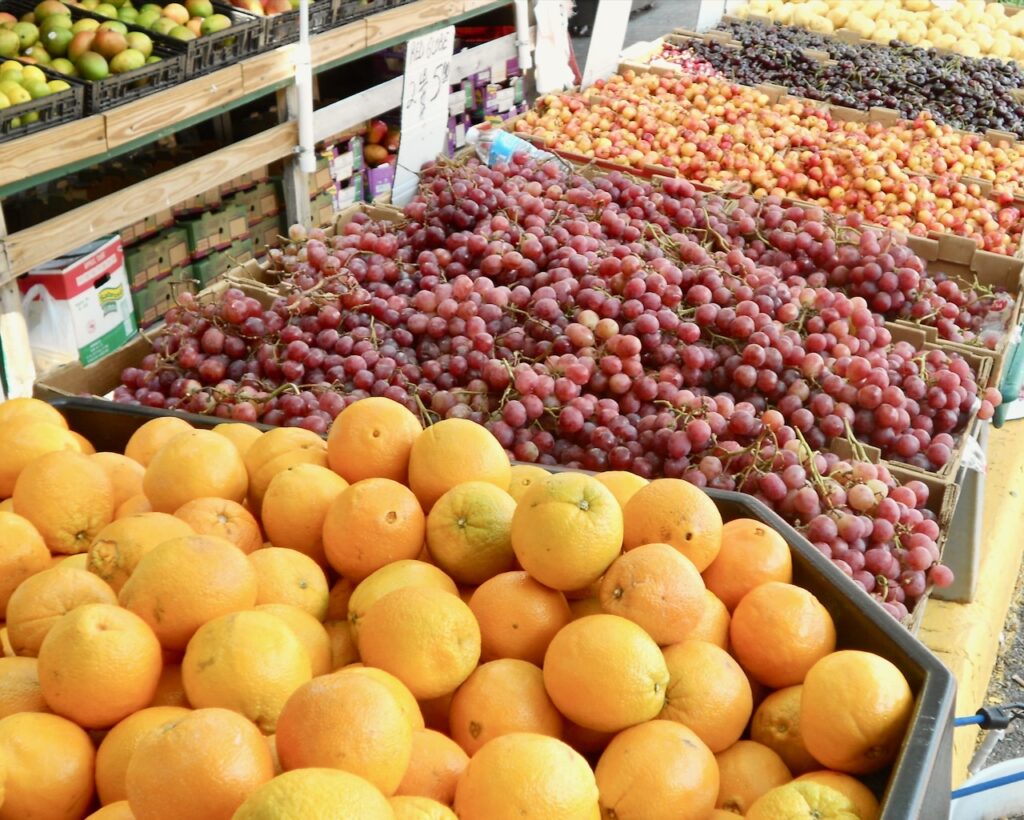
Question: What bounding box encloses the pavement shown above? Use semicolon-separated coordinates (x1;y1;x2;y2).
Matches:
981;558;1024;767
570;0;700;70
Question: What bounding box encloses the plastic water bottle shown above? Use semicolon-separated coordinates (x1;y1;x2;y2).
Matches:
465;125;556;167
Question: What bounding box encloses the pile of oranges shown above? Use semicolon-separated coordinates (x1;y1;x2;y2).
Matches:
0;396;915;820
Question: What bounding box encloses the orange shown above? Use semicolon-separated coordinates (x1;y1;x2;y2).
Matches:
746;781;861;820
702;518;793;610
595;719;719;820
126;707;274;820
511;472;623;591
234;768;393;820
70;431;96;454
182;609;312;734
87;512;195;592
119;534;259;651
5;564;117;656
0;497;11;512
715;740;793;814
323;478;427;581
249;449;328;512
143;430;248;513
390;795;458;819
0;510;49;616
469;570;572;666
449;659;563;755
689;589;730;649
751;685;821;775
454;733;599;820
212;421;262;459
358;585;481;700
0;656;49;718
801;651;913;775
594;469;648;511
13;449;115;554
174;497;262;555
327;576;356;619
599;542;705;645
261;463;348;565
542;613;669;733
506;464;550;503
124;416;193;466
730;582;837;688
86;802;136;820
91;452;146;509
661;639;753;753
37;603;163;729
348;559;458;638
622;478;723;571
0;397;69;429
396;729;469;805
562;719;614;757
327;395;423;483
336;665;425;731
275;671;414;795
255;603;332;676
795;771;880;820
249;547;330;620
324;619;359;670
55;552;89;570
116;494;153;518
425;481;516;584
569;596;604;620
148;663;189;708
0;711;95;819
95;706;192;805
0;420;81;497
243;427;327;476
407;418;511;511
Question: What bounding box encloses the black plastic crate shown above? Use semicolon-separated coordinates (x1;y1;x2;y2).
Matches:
1;0;187;112
170;3;265;77
44;396;955;820
331;0;406;26
0;61;85;144
262;0;332;44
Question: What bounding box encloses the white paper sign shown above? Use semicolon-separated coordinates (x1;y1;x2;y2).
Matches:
392;25;456;207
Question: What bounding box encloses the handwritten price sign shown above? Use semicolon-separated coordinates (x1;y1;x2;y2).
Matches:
393;25;456;206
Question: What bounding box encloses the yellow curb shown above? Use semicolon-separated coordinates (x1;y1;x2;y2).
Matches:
918;422;1024;785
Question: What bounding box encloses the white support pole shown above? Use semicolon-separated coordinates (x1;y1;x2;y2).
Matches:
295;0;316;174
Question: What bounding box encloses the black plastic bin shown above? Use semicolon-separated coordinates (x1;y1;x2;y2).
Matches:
169;2;265;77
44;395;956;820
2;0;187;112
0;61;85;143
261;0;333;44
331;0;407;26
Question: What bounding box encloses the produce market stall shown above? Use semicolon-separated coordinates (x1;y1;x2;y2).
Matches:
3;1;1024;818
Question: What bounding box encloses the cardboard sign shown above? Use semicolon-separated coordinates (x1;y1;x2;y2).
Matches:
392;25;456;206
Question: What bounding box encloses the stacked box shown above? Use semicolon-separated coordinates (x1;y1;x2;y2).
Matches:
224;204;250;243
180;210;231;260
252;215;286;257
366;163;395;203
192;238;256;289
121;208;175;246
311;191;335;227
173;188;223;218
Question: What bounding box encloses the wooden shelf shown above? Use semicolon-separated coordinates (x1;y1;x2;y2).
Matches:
0;0;508;197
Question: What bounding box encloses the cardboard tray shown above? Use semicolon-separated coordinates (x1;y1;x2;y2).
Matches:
40;395;957;820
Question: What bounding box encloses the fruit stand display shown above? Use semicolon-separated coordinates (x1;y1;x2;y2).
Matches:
4;0;1024;817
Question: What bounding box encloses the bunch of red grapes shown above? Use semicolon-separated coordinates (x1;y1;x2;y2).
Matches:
116;155;1003;621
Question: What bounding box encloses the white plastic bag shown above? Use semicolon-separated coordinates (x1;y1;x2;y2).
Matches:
20;284;78;374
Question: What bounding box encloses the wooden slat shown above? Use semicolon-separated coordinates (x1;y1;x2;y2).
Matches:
366;0;462;47
0;116;107;189
3;123;297;281
463;0;499;10
104;65;244;149
312;19;368;67
242;46;297;93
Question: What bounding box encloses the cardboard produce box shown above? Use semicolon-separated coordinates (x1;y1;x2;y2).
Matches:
180;210;232;260
19;235;137;371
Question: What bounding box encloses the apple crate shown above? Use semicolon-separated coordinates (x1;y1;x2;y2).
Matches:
330;0;410;26
2;0;188;113
257;0;333;44
0;60;84;144
36;395;956;820
172;2;264;77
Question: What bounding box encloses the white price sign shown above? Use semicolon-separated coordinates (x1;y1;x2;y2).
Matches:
392;25;456;206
